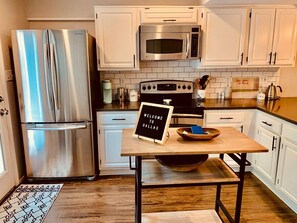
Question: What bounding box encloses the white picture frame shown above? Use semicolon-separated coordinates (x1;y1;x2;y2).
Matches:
133;102;174;144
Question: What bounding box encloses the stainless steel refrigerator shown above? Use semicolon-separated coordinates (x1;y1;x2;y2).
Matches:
11;29;98;179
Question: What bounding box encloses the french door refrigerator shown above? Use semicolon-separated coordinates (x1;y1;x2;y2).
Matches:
11;29;98;179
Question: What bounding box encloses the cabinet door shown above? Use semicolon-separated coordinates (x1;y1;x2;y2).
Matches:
202;8;248;66
272;9;297;66
140;7;198;24
247;9;275;65
276;140;297;205
254;126;280;184
95;8;138;70
99;125;134;170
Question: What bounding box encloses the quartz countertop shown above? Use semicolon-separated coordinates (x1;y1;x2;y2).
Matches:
96;97;297;125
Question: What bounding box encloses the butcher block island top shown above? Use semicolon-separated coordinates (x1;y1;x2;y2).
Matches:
121;127;268;223
121;127;268;156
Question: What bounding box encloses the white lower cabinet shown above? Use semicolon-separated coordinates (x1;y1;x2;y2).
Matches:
254;125;280;184
204;109;255;171
253;111;297;214
275;123;297;213
97;111;138;175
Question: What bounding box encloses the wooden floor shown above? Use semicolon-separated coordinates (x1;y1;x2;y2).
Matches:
45;173;297;223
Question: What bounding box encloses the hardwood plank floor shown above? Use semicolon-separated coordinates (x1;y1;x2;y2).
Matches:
44;173;297;223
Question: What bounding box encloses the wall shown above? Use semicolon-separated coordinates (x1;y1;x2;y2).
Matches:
0;0;29;181
102;62;280;99
279;66;297;97
26;0;297;98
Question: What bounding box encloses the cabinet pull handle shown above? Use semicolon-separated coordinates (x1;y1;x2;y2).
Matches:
220;117;234;120
262;121;272;127
268;52;273;65
240;125;244;133
273;52;277;65
272;136;277;151
112;118;126;121
133;54;135;68
163;19;176;22
240;52;244;65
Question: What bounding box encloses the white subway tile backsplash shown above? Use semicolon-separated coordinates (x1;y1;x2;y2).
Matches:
157;73;168;78
163;67;174;72
152;67;162;73
168;61;179;67
157;61;169;67
173;67;184;72
126;73;136;78
101;61;280;99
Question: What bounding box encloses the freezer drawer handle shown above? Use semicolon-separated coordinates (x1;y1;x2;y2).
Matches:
220;117;234;120
112;118;126;121
26;124;87;131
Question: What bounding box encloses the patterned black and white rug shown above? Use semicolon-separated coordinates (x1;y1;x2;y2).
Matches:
0;184;63;223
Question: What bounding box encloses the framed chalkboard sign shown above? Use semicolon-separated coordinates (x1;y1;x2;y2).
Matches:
133;102;174;144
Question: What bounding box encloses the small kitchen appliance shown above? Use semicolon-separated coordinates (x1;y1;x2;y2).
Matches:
140;24;201;61
266;83;282;100
102;80;112;104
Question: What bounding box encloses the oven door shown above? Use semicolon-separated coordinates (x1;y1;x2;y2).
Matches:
171;114;204;127
141;32;189;60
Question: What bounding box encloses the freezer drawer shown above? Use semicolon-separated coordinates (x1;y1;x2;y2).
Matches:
22;122;95;178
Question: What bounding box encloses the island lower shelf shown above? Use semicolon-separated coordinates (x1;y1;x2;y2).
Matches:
142;210;222;223
142;157;240;187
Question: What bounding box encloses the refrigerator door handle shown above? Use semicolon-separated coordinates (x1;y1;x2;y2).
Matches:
50;44;60;110
26;123;87;131
44;43;54;111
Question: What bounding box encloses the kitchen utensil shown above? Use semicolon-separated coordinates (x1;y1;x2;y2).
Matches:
116;87;128;103
176;127;220;140
199;75;210;90
266;83;282;100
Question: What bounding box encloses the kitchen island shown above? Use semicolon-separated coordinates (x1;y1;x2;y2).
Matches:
121;127;268;223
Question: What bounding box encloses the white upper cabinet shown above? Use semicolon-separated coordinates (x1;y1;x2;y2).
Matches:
247;8;297;66
201;8;248;66
140;7;198;24
94;7;139;70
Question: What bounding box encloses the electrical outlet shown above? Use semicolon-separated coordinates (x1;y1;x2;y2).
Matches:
5;70;14;81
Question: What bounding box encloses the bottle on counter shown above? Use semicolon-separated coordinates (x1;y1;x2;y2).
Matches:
224;79;232;99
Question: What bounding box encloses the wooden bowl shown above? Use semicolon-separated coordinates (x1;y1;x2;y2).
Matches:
176;127;220;140
155;154;209;172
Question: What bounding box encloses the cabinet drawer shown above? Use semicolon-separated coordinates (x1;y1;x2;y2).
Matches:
258;113;282;135
140;7;198;23
97;112;138;125
282;124;297;144
205;112;244;124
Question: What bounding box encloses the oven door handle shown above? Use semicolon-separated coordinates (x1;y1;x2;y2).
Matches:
172;113;203;119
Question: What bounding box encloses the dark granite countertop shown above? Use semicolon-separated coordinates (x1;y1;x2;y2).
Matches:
96;97;297;125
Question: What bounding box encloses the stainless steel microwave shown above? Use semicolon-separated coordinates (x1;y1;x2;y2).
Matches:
140;24;201;61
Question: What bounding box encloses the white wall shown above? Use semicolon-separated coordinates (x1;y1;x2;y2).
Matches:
26;0;297;97
0;0;29;181
279;66;297;97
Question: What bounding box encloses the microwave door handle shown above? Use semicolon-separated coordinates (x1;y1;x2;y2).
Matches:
186;33;190;58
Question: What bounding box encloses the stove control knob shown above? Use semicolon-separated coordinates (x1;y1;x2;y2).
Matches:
187;85;192;90
182;85;186;90
148;85;151;90
178;85;181;89
142;86;146;91
153;85;156;89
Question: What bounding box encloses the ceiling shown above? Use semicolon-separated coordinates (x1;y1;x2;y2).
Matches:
204;0;297;5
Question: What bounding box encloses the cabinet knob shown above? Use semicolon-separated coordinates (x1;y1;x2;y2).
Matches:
0;96;3;102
